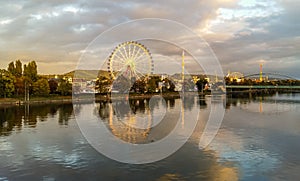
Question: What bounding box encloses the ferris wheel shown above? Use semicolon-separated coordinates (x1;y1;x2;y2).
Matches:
107;41;154;80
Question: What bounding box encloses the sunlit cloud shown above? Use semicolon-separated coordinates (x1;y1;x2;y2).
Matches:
0;0;298;78
0;18;14;25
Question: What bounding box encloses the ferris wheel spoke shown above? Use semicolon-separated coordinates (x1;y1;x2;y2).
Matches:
135;68;147;76
132;48;142;60
130;44;137;59
135;52;149;63
134;71;141;80
135;55;148;63
114;54;126;63
136;72;146;80
118;47;127;61
122;46;129;59
134;52;147;63
116;66;127;73
136;62;150;70
135;69;145;79
135;59;150;69
135;56;146;63
115;58;126;65
128;44;132;59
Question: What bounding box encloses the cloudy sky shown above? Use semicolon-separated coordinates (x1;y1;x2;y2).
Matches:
0;0;299;78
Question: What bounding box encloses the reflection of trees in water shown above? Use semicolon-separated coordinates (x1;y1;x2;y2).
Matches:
98;101;110;119
0;107;23;136
226;94;259;109
97;97;179;144
182;95;195;111
0;103;73;136
167;98;175;109
198;95;207;109
58;104;73;125
98;97;181;120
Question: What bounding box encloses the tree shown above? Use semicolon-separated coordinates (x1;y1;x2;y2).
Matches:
7;62;15;76
95;76;112;93
196;78;208;92
57;79;72;96
48;79;58;94
163;78;176;92
14;77;25;97
183;78;195;92
131;79;146;93
15;60;22;78
147;76;160;93
0;69;15;98
32;78;50;96
24;61;38;82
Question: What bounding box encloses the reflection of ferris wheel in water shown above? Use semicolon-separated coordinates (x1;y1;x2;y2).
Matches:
107;41;154;80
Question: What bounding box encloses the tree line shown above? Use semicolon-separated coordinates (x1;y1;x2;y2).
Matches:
0;60;210;98
0;60;72;98
225;77;300;86
94;74;208;94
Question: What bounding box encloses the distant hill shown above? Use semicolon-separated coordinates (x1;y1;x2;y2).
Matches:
64;70;111;79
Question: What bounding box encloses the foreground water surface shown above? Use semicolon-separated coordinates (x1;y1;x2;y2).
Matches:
0;93;300;180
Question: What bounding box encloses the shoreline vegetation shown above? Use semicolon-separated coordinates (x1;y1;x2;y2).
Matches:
0;91;209;107
1;89;299;107
0;92;183;107
1;60;300;108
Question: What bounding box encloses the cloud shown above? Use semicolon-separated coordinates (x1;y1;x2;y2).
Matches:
0;0;298;78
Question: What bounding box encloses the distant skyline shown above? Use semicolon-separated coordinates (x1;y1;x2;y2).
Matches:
0;0;299;78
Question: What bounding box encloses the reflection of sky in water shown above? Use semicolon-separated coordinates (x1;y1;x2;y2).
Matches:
240;101;296;114
217;93;300;179
30;144;86;169
0;94;300;180
0;115;90;171
208;131;281;178
238;94;299;114
268;93;300;101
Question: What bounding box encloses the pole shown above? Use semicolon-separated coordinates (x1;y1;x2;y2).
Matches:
25;81;27;102
182;50;185;93
260;63;263;82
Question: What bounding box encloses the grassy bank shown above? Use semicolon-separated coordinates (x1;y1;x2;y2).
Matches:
0;95;73;106
0;91;207;107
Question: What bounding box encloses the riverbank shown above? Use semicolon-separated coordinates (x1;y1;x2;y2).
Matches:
0;96;73;106
0;92;203;107
2;89;299;107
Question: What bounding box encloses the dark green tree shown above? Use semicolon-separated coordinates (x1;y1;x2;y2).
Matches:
0;69;15;98
24;61;38;82
48;79;58;94
147;76;160;93
14;77;25;97
183;78;195;92
7;62;16;76
95;76;112;93
196;78;208;92
57;79;72;95
15;60;22;78
163;78;176;92
32;78;50;96
131;79;146;93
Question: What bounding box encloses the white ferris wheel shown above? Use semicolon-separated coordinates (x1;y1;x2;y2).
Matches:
107;41;154;80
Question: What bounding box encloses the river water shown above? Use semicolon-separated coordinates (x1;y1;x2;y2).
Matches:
0;93;300;180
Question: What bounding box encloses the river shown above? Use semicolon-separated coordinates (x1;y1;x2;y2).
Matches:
0;93;299;180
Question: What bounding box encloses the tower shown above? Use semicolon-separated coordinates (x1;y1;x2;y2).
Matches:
182;50;185;81
181;50;185;128
259;63;263;82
